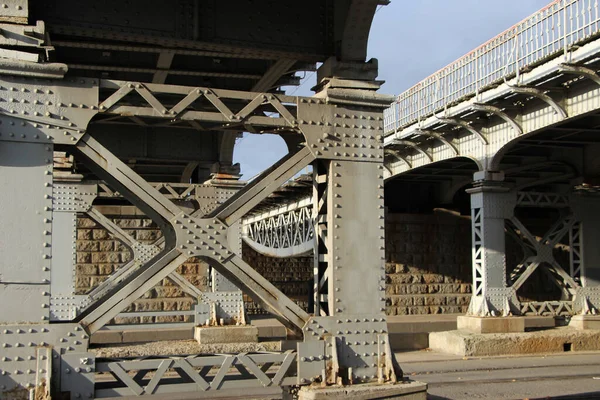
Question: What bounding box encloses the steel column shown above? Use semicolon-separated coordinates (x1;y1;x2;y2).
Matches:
571;195;600;314
466;182;518;316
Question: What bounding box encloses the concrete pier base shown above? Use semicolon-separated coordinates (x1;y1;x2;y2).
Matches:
194;325;258;344
430;327;600;356
297;381;427;400
457;316;525;333
569;315;600;330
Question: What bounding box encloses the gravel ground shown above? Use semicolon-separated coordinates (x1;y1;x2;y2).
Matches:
91;340;283;358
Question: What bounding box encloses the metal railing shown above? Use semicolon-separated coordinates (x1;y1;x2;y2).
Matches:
384;0;600;134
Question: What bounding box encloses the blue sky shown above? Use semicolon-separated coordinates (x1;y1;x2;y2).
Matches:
233;0;550;179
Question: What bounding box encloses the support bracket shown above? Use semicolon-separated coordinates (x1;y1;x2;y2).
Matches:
393;139;433;161
472;103;523;136
509;85;567;119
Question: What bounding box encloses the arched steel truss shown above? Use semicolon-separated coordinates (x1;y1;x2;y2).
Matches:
242;197;313;258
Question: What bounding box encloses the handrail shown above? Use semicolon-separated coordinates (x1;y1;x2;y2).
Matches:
384;0;600;134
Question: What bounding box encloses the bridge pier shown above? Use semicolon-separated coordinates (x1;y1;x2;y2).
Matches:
0;64;426;396
463;169;600;330
299;56;424;399
465;174;519;319
570;195;600;321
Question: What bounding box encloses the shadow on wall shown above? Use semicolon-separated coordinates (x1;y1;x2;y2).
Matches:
242;244;313;315
509;207;570;303
385;208;473;316
75;209;209;325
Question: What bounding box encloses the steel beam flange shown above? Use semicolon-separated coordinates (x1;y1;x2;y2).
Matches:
509;85;567;119
471;103;523;136
559;63;600;87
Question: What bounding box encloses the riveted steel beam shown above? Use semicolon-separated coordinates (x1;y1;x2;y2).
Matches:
73;134;310;333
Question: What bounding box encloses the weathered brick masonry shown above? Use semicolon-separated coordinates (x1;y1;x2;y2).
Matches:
75;207;476;322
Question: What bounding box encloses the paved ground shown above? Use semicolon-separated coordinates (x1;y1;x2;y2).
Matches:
396;350;600;399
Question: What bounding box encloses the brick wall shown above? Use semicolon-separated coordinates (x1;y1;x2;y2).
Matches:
384;210;473;315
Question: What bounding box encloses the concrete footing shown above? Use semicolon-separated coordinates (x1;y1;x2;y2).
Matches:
194;325;258;344
569;315;600;330
297;381;427;400
457;315;524;333
429;327;600;356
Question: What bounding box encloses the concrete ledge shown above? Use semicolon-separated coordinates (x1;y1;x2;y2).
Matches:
90;330;124;344
250;318;287;339
123;327;194;343
429;327;600;356
195;325;258;344
387;315;457;351
570;315;600;330
298;381;427;400
457;316;524;333
91;327;194;344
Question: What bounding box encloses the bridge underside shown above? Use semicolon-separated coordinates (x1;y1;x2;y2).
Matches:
0;0;414;398
382;5;600;319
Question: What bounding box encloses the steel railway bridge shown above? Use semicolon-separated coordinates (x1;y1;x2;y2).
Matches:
1;0;600;398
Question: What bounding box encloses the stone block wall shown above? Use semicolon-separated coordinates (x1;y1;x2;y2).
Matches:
76;206;208;325
241;245;312;315
74;203;571;324
75;207;477;323
384;210;473;315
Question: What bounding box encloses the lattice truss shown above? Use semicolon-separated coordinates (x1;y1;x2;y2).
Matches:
507;192;581;316
469;191;593;317
0;72;399;397
95;352;297;397
243;198;313;258
471;207;485;299
95;80;298;133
